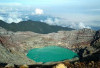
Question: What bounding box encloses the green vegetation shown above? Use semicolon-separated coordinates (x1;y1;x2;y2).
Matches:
0;20;73;34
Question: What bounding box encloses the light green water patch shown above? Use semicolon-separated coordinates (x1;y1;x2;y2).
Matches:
27;46;78;63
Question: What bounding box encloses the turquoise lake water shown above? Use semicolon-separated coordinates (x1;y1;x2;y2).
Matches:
27;46;78;63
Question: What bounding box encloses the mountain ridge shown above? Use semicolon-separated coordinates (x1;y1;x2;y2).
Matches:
0;20;73;34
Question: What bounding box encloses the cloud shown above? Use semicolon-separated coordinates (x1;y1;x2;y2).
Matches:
0;9;6;13
0;16;5;21
70;22;91;29
42;18;55;25
31;12;35;15
0;6;98;29
42;18;69;27
7;12;22;23
35;8;44;15
0;3;22;6
25;16;29;19
78;22;91;29
0;7;23;23
0;12;22;23
42;18;61;25
7;17;22;23
42;17;91;29
89;9;100;11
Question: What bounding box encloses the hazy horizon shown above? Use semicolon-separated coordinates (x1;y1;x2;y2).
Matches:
0;0;100;29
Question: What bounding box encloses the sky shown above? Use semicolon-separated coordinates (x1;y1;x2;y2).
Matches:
0;0;100;29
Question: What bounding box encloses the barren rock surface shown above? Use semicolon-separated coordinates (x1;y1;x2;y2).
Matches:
0;27;99;65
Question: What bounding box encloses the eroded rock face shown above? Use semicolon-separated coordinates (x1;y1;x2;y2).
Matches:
91;30;100;48
0;27;99;65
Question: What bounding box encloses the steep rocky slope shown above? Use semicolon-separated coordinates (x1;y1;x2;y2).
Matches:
91;30;100;48
0;27;99;65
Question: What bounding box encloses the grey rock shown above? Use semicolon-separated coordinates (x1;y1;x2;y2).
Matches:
0;27;99;65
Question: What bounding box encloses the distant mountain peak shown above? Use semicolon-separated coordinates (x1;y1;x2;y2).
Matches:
0;20;74;34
